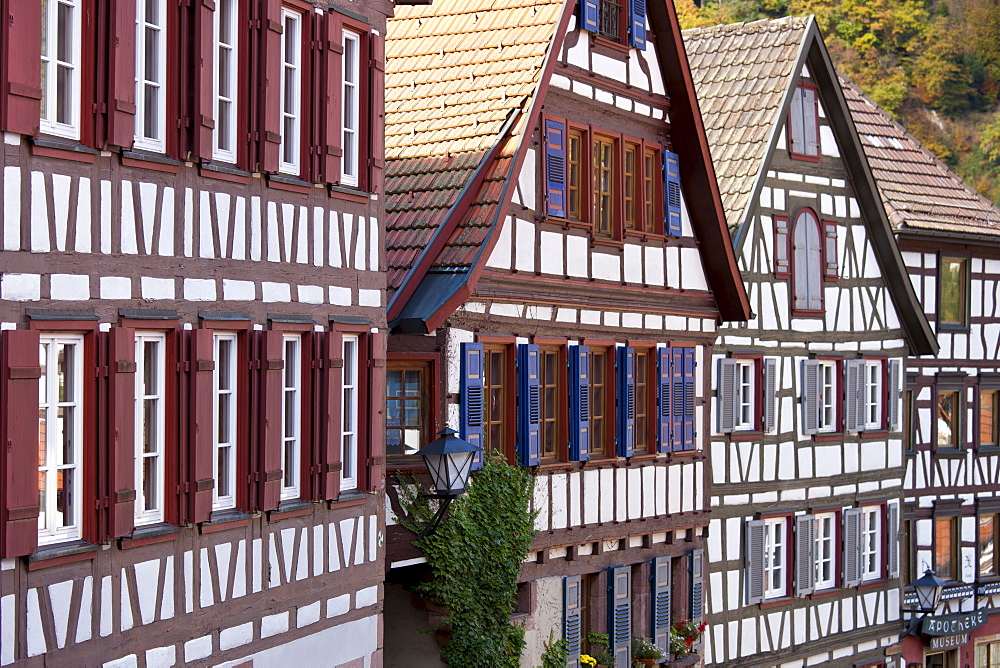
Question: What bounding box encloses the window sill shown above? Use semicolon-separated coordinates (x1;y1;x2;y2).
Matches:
27;540;98;570
329;184;372;204
814;432;844;442
859;430;889;441
270;500;315;520
201;509;252;534
978;445;1000;454
788;152;821;163
759;596;793;609
623;229;665;243
199;161;250;185
120;522;180;550
121;149;181;174
858;579;886;590
31;136;97;164
809;588;841;599
268;173;314;195
933;447;968;459
591;235;624;251
591;34;630;55
729;430;763;442
791;309;825;318
331;491;370;509
937;323;970;333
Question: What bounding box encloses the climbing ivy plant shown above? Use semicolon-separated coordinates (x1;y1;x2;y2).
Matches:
396;455;538;668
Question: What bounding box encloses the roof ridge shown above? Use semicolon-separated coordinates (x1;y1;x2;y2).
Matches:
683;15;810;38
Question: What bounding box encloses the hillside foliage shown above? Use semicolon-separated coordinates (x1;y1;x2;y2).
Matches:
677;0;1000;204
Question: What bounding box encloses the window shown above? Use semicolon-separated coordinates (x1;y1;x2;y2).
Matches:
40;0;82;140
212;333;238;510
939;257;968;327
735;359;756;430
634;349;650;455
484;346;509;457
568;129;584;221
134;0;167;152
935;516;958;580
814;512;837;590
904;388;915;451
342;30;361;188
623;143;637;231
341;335;359;490
540;347;561;461
864;361;883;430
213;0;238;162
643;148;656;234
792;209;823;313
134;332;166;525
977;642;1000;668
597;0;623;41
37;335;84;544
590;347;609;458
861;506;882;581
278;9;302;175
592;135;614;236
386;362;428;457
280;335;301;501
982;390;998;448
818;360;838;432
763;518;787;599
938;389;961;448
980;514;998;578
788;83;819;159
719;357;761;434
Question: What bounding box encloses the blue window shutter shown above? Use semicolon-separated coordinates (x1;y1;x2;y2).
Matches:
569;345;591;462
580;0;599;32
650;556;671;658
689;548;705;627
656;348;671;453
544;119;567;218
564;575;583;667
628;0;646;49
681;348;696;450
664;151;682;236
608;566;631;667
672;348;696;451
517;344;541;466
460;342;485;470
616;347;636;458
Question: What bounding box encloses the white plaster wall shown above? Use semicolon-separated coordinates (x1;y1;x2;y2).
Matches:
520;577;563;668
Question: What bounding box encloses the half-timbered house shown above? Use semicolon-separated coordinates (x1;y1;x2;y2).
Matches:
383;1;751;666
684;17;937;668
843;74;1000;668
0;1;391;665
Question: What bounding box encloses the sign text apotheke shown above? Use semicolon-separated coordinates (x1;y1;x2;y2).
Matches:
921;610;987;636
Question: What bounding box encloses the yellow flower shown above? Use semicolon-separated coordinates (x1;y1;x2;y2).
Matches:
580;656;597;667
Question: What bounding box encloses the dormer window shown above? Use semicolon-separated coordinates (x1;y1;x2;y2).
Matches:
788;83;819;160
580;0;647;49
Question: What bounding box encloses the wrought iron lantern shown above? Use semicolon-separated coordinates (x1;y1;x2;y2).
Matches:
414;428;480;537
910;569;947;613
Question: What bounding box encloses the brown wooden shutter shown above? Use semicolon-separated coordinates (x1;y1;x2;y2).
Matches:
323;11;344;184
1;0;43;135
188;329;215;523
259;0;283;173
107;327;136;538
259;330;283;510
0;329;40;557
368;331;386;491
106;0;137;148
368;33;385;194
193;0;216;160
314;331;342;500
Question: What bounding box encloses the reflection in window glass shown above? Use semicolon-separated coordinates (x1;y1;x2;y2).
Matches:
981;514;998;577
938;390;960;447
935;516;956;580
982;390;998;447
940;258;967;326
387;367;425;456
484;347;507;456
540;350;560;459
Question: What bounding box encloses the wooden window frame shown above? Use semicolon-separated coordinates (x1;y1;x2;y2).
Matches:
587;343;614;460
761;514;791;600
211;0;242;164
481;343;514;464
339;332;361;491
134;0;168;153
790;207;825;317
592;132;617;238
978;380;1000;451
385;355;437;466
211;331;239;511
623;140;638;233
278;333;303;501
815;357;843;436
595;0;627;44
861;358;887;434
937;254;970;330
133;330;167;526
632;344;656;456
731;353;763;436
933;373;967;451
788;82;820;162
977;503;1000;580
932;509;960;582
567;125;587;223
537;342;567;463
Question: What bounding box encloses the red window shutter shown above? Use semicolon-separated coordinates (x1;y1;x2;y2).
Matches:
367;332;386;491
259;0;283;173
1;0;42;136
107;0;137;148
368;34;385;194
315;331;342;500
188;329;215;523
323;12;344;185
259;330;283;510
107;327;136;538
0;329;40;557
193;0;216;160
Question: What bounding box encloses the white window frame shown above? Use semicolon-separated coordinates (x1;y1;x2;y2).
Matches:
133;0;167;152
212;332;238;511
818;360;837;432
735;359;756;430
341;334;359;491
40;0;82;140
341;30;361;188
861;506;882;582
212;0;238;163
134;331;166;526
278;8;302;175
280;334;302;501
763;517;787;599
864;360;883;430
38;334;85;545
814;512;837;590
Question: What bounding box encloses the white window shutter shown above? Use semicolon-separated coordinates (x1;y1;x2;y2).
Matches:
789;87;805;154
804;87;819;156
795;514;816;596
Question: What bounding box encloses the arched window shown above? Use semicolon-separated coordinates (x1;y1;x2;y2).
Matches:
792;209;823;312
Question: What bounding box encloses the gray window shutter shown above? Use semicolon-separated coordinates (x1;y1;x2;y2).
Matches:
803;87;819;156
887;502;900;579
793;219;810;311
888;359;902;432
718;358;738;433
789;87;805;154
608;565;632;668
746;519;766;604
689;548;705;626
843;508;863;588
845;360;864;433
564;575;582;667
763;358;777;432
801;359;820;436
650;556;671;658
795;514;816;596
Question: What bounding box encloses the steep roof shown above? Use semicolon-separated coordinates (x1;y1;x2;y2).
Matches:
841;78;1000;237
683;16;809;230
682;16;937;356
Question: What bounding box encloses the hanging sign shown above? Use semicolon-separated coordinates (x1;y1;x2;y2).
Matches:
921;609;987;636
